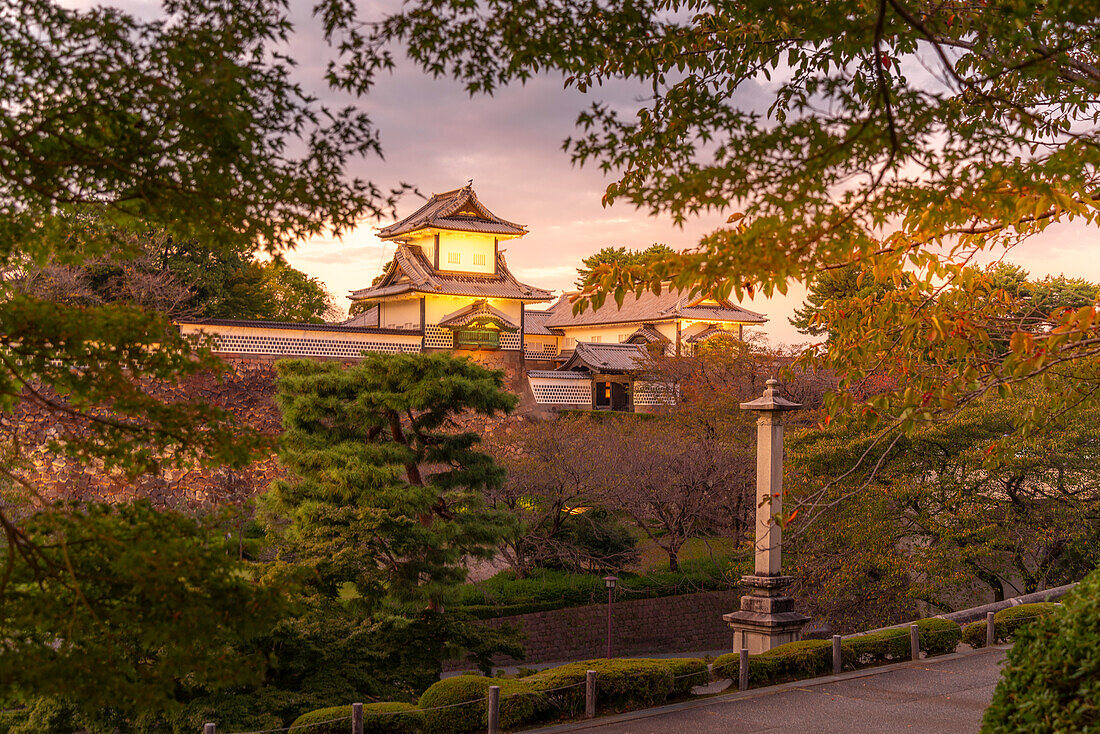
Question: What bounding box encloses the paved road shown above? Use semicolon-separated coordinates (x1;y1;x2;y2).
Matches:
532;646;1006;734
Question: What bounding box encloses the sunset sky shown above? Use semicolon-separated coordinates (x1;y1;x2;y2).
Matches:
279;32;1100;347
86;0;1100;347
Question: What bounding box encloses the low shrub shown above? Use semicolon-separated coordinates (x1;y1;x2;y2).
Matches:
915;617;962;656
982;571;1097;733
713;640;841;685
289;703;422;734
524;658;707;714
962;602;1061;648
753;640;834;683
843;627;910;665
418;675;545;734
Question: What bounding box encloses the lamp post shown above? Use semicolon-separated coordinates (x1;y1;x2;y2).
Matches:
603;575;618;659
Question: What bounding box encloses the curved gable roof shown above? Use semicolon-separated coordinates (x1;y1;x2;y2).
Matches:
348;244;552;302
377;183;527;239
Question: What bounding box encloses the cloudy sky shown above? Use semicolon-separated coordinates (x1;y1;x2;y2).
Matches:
91;0;1100;347
274;6;1100;347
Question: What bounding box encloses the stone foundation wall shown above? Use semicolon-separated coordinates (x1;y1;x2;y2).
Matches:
456;589;741;668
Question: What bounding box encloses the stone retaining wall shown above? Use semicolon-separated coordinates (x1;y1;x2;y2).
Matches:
453;589;741;668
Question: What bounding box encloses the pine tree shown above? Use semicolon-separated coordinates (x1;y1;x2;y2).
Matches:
264;353;522;687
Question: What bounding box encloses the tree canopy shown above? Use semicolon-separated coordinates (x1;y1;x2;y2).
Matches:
575;244;676;288
0;0;394;711
342;0;1100;442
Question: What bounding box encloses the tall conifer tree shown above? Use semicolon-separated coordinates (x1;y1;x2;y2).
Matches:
265;353;521;689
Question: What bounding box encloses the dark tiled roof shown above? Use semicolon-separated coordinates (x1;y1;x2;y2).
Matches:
178;317;420;336
624;324;670;345
560;342;652;374
527;370;590;379
341;307;379;328
349;245;552;303
438;300;519;330
377;184;526;238
523;310;557;336
543;287;767;328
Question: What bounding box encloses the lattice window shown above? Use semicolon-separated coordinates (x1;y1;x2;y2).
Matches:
472;253;486;265
207;333;420;358
423;325;453;349
499;332;521;350
633;381;679;406
529;378;592;405
447;251;461;264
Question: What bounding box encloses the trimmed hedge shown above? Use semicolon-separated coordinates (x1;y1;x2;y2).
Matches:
713;619;962;686
289;703;422;734
524;658;708;713
418;675;545;734
844;627;911;665
961;602;1061;648
714;639;841;685
982;572;1097;733
915;617;962;656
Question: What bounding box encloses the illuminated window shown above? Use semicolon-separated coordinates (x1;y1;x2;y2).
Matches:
448;252;461;264
591;335;602;343
564;337;575;347
472;253;486;265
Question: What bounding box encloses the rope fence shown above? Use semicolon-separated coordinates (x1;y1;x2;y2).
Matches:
203;610;1057;734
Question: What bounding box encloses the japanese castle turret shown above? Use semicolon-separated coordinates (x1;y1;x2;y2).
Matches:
347;183;553;351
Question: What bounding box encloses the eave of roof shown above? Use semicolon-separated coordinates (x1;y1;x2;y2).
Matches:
527;370;590;379
349;244;552;302
377;184;527;239
559;342;652;374
543;288;767;328
178;318;421;336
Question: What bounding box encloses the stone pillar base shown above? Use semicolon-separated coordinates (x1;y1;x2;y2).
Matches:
722;575;810;654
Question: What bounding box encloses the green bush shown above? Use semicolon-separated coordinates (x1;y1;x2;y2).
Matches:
915;617;962;656
755;640;834;682
982;572;1098;733
524;658;707;713
0;709;28;734
418;675;545;734
714;640;837;685
8;699;80;734
289;703;422;734
962;602;1061;648
843;627;910;665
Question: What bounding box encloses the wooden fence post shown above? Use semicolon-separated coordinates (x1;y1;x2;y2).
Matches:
487;685;500;734
910;624;920;661
585;670;596;719
832;635;842;674
352;702;363;734
739;648;749;692
986;612;996;647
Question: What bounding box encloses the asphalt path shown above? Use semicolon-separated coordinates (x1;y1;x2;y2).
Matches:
530;646;1007;734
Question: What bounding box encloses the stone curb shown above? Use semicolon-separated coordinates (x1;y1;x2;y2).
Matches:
523;645;1008;733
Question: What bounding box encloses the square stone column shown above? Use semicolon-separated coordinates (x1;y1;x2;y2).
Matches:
723;379;809;654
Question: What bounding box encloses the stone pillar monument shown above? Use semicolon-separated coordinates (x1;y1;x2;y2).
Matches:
723;378;810;654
